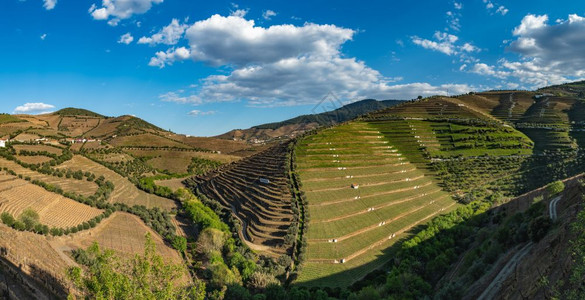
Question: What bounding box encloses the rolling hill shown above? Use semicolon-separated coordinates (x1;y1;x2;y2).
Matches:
3;82;585;299
216;99;404;142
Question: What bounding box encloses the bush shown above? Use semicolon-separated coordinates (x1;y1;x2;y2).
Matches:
1;212;15;227
529;216;552;242
547;180;565;195
171;236;187;253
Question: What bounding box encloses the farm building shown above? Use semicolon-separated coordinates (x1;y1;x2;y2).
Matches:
259;178;270;184
0;139;6;148
351;183;359;189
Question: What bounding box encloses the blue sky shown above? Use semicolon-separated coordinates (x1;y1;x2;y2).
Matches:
1;0;584;136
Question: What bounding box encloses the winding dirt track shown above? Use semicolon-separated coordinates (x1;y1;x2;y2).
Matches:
477;194;562;299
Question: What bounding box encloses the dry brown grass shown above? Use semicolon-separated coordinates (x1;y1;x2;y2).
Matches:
0;174;103;228
167;134;252;154
126;149;239;174
110;133;190;149
60;212;182;262
0;157;99;197
13;144;63;155
57;155;178;210
15;155;53;164
155;178;187;191
13;133;41;142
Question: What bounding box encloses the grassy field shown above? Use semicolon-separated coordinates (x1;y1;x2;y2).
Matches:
0;173;103;228
295;121;457;286
57;155;178;210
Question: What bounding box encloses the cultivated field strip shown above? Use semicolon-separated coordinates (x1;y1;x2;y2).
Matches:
295;121;456;285
56;155;177;210
0;157;98;197
195;141;294;257
0;173;103;228
62;212;182;263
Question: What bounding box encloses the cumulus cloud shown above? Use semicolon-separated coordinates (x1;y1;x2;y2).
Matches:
411;31;478;57
138;19;187;45
40;33;47;40
152;15;472;106
13;103;55;114
43;0;56;10
188;110;217;116
262;10;277;20
89;0;163;26
148;47;190;68
470;63;509;78
118;33;134;44
505;13;585;85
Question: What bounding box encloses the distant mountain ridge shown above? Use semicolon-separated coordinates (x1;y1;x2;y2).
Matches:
216;99;405;141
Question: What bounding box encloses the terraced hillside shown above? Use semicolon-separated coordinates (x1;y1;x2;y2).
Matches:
57;155;177;210
189;141;295;257
0;172;103;228
295;122;458;286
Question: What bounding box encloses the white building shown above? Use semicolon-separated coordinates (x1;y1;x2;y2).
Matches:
0;140;7;148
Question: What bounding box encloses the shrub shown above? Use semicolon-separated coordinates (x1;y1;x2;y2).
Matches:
0;212;15;227
547;180;565;195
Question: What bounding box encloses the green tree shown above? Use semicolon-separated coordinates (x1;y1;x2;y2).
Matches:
19;208;39;230
1;212;15;227
547;180;565;195
171;236;188;253
67;233;197;299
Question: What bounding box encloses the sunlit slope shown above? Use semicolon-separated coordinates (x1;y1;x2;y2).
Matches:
295;121;457;287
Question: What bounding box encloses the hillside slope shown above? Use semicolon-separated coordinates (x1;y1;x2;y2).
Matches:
216;99;404;142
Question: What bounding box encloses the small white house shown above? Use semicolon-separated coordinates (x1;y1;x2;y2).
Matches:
0;140;6;148
259;178;270;184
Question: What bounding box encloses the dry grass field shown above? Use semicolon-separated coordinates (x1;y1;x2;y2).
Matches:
0;173;103;228
110;133;190;149
13;144;63;155
57;155;177;210
168;134;254;155
15;155;54;164
0;225;73;290
0;157;98;197
155;178;187;191
58;116;101;136
126;149;239;174
58;212;182;263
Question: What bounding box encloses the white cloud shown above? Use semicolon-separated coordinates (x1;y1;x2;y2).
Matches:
496;6;508;16
483;0;508;16
138;19;187;45
152;14;355;67
40;33;47;40
512;14;548;35
148;47;190;68
153;14;473;106
43;0;56;10
506;13;585;85
454;2;462;10
118;32;134;44
231;9;248;18
412;31;478;57
446;11;461;31
13;103;55;114
89;0;163;25
262;10;277;20
188;110;217;116
470;63;509;78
